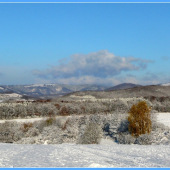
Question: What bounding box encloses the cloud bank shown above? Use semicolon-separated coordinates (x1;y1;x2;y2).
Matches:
32;50;153;86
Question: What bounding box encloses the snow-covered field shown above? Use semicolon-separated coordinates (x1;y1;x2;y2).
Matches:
157;113;170;127
0;113;170;167
0;142;170;167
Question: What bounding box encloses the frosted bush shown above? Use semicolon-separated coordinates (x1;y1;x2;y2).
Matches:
41;126;63;144
14;105;27;118
55;117;68;128
15;137;36;144
77;123;103;144
20;122;33;133
63;103;82;115
135;134;154;145
40;105;49;117
0;121;24;143
25;127;40;137
88;114;105;128
108;100;129;113
62;117;80;143
45;116;57;126
117;132;136;144
35;117;57;133
25;103;34;117
36;120;47;133
12;129;24;142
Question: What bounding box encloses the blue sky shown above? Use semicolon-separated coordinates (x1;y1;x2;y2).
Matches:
0;3;170;86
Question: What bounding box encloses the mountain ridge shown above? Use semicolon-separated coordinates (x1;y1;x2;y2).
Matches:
1;82;170;98
105;83;142;91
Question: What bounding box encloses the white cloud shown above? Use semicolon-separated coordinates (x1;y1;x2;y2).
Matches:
32;50;153;86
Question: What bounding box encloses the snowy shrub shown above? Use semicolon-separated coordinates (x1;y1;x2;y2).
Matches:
54;103;61;110
36;116;56;133
15;137;36;144
33;104;41;116
25;127;40;137
78;123;103;144
88;114;104;128
55;117;68;129
14;105;27;118
25;104;35;117
108;100;129;114
61;116;80;143
36;120;47;133
62;119;69;131
0;106;14;119
0;121;24;143
45;116;56;126
135;134;153;145
41;126;63;144
59;106;70;116
0;121;13;143
117;132;136;144
40;105;49;117
20;122;33;133
153;122;170;133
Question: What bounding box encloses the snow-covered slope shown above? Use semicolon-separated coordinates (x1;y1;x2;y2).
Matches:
161;83;170;86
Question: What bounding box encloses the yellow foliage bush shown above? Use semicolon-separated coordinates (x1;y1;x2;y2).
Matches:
128;101;152;137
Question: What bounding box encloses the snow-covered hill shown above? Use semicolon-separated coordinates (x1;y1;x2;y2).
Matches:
161;82;170;86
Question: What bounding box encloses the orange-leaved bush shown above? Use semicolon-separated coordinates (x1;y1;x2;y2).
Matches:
128;101;152;137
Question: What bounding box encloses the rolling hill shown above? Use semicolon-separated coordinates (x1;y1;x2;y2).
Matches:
105;83;142;91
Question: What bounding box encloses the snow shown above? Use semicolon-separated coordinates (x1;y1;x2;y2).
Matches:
46;84;57;86
161;83;170;86
5;93;21;97
0;93;22;98
70;95;96;100
55;87;62;91
0;117;44;124
0;113;170;167
0;87;4;90
157;113;170;127
24;84;57;87
0;143;170;167
24;84;45;87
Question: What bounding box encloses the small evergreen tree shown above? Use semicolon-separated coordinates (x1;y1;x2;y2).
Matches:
128;101;152;137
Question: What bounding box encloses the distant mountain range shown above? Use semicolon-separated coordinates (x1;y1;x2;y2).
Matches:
0;82;170;98
105;83;142;91
0;84;107;97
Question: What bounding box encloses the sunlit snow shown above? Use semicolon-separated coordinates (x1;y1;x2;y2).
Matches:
0;113;170;167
